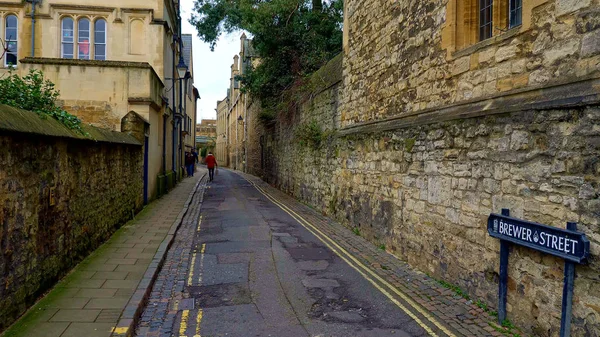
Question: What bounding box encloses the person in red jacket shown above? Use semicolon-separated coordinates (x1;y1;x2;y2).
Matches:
205;152;218;182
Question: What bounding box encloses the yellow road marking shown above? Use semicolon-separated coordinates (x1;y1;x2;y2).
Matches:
188;252;198;286
247;178;457;337
179;309;190;337
197;215;203;233
198;243;206;284
173;300;179;311
193;309;203;337
112;327;128;334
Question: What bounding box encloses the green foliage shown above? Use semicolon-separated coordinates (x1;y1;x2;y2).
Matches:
352;227;360;236
296;119;323;149
0;69;86;135
378;244;386;251
190;0;343;113
404;138;416;152
200;147;208;157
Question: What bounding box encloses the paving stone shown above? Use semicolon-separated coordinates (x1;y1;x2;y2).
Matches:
102;279;140;289
90;271;129;280
75;288;118;298
21;322;70;337
46;297;91;309
61;322;116;337
85;297;131;309
50;309;101;322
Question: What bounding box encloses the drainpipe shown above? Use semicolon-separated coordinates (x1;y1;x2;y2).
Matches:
27;0;40;57
162;113;167;175
172;34;177;180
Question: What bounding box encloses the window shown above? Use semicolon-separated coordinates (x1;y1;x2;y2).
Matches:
78;18;90;59
479;0;493;41
61;17;74;59
4;15;17;67
94;19;106;60
509;0;522;28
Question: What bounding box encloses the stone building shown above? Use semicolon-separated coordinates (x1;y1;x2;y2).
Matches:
218;33;256;170
195;118;216;154
215;97;229;166
0;0;197;201
248;0;600;335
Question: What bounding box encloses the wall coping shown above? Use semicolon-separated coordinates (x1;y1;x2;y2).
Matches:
339;73;600;136
0;104;142;145
20;57;153;69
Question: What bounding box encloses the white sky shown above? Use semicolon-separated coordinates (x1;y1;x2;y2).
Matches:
181;0;240;123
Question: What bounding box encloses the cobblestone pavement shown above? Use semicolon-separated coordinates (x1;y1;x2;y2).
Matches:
134;169;516;337
2;170;206;337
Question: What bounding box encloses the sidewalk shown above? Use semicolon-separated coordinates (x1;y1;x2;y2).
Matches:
1;169;207;337
239;172;517;337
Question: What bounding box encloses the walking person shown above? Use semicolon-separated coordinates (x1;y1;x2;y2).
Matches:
205;152;217;182
185;152;195;177
191;148;199;174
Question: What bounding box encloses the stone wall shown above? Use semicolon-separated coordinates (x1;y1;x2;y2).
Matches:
0;105;144;331
251;49;600;334
342;0;600;127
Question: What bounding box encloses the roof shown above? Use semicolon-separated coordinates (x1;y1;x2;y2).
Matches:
181;34;193;76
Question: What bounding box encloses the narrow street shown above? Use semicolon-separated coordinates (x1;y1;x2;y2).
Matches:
136;169;451;337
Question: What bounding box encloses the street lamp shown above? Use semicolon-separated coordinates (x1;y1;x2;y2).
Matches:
176;56;188;80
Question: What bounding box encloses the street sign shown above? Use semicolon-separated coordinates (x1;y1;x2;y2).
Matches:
488;213;590;263
488;209;590;337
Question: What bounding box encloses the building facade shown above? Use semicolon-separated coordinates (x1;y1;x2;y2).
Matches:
215;33;255;170
0;0;197;200
195;118;216;154
215;97;229;166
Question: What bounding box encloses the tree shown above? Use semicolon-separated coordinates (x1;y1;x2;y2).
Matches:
190;0;343;115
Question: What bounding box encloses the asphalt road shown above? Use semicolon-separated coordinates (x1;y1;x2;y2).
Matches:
137;169;434;337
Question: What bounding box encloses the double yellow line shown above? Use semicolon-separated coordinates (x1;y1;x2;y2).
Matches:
245;177;458;337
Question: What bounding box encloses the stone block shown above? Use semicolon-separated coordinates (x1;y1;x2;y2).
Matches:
451;56;471;76
581;29;600;57
495;44;519;63
555;0;592;17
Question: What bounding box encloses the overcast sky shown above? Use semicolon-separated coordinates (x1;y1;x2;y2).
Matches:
181;0;240;123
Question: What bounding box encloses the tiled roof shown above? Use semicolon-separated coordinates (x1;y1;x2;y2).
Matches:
181;34;193;75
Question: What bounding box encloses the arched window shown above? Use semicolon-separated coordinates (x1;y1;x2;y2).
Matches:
4;15;17;67
61;17;74;59
94;19;106;60
78;18;90;59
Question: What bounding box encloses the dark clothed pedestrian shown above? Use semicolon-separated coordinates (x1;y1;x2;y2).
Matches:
205;152;217;182
185;152;195;177
191;149;199;173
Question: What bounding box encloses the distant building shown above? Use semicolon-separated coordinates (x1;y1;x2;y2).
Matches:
195;119;216;153
217;33;256;170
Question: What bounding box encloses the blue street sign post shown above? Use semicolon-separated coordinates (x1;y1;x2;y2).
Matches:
487;210;589;337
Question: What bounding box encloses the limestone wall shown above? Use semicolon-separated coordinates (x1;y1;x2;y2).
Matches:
342;0;600;127
253;52;600;334
0;106;143;331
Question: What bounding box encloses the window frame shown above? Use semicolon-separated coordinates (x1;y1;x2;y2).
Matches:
94;18;107;60
77;17;91;60
4;14;18;67
508;0;522;29
479;0;494;41
61;17;75;59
